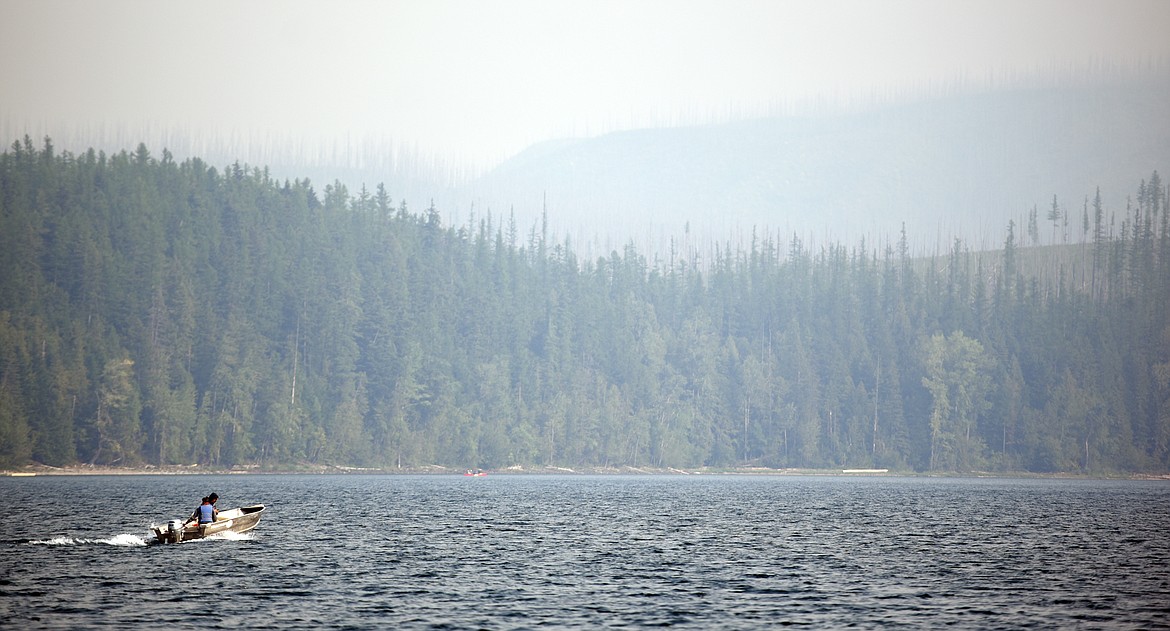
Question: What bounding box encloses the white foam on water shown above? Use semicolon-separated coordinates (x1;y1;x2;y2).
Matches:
29;534;148;547
103;533;149;546
204;530;254;542
164;530;255;544
28;536;81;546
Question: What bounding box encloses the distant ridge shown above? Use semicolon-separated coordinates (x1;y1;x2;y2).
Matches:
8;73;1164;256
457;78;1170;255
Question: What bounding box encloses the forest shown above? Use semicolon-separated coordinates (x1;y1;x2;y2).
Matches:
1;136;1167;473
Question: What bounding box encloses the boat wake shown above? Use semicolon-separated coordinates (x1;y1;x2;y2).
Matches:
143;529;255;545
201;530;254;542
29;534;148;547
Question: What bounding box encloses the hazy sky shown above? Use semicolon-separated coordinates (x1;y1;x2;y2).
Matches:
2;0;1168;167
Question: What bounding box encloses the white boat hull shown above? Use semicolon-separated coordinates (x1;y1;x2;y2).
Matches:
152;504;265;544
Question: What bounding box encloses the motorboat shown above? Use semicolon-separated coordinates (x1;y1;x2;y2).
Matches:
152;504;265;544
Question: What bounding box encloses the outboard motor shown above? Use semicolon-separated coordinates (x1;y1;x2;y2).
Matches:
167;520;183;544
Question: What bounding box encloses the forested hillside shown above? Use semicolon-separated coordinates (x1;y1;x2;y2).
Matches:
1;137;1168;473
464;79;1170;251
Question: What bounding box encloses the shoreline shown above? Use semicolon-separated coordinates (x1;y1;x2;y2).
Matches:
4;463;1168;480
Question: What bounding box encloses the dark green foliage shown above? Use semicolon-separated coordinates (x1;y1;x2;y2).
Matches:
0;137;1166;473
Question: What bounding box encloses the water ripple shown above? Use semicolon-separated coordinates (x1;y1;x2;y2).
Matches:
2;475;1169;629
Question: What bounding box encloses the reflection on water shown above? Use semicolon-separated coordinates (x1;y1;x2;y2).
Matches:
2;474;1168;629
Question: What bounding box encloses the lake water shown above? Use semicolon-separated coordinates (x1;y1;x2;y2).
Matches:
1;474;1168;629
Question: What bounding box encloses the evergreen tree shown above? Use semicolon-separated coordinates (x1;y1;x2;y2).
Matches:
0;138;1166;473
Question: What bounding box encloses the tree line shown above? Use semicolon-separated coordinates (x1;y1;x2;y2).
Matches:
1;136;1167;473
